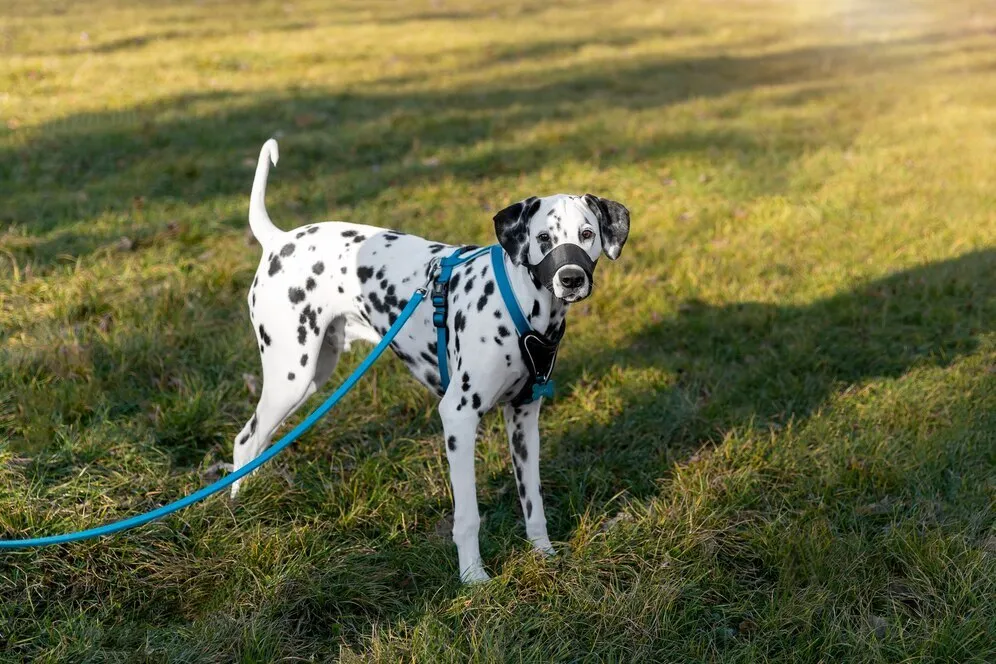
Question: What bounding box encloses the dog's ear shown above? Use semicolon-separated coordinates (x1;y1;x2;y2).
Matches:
583;194;630;260
493;196;540;265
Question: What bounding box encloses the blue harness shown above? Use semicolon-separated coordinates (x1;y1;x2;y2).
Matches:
432;245;564;405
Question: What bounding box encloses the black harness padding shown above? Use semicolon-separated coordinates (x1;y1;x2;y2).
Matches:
511;320;566;406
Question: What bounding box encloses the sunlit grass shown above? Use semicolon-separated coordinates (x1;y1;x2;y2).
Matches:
1;0;995;660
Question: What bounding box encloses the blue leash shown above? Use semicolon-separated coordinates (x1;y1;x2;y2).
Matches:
0;278;434;549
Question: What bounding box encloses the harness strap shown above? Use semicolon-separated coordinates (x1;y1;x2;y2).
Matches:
434;246;489;391
489;245;531;336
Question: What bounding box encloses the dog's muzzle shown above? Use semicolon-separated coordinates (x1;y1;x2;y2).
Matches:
530;243;596;302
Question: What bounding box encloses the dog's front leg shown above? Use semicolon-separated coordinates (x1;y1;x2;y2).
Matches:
503;401;555;556
439;392;490;583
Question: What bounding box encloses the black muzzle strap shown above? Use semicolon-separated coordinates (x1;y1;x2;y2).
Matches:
529;243;596;291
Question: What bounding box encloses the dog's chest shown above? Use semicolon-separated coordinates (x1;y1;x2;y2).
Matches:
347;239;561;403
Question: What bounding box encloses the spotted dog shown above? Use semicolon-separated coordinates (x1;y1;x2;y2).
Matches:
233;139;630;583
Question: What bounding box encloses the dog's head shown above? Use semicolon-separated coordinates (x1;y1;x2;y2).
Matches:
493;194;630;303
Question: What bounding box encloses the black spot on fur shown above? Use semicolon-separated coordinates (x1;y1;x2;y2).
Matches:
454;311;467;332
296;231;306;239
288;372;296;380
288;287;306;304
428;243;445;254
384;233;398;241
447;435;457;451
353;235;366;243
357;266;374;283
526;500;533;519
463;278;475;294
449;272;461;292
298;326;307;344
497;325;510;338
493;309;502;319
472;393;481;410
237;432;249;446
338;286;345;294
258;324;272;346
280;243;295;257
341;230;357;238
307;226;318;234
531;300;541;318
299;305;320;336
341;266;348;274
300;354;308;366
312;261;325;275
518;483;526;498
306;277;316;291
268;256;282;276
512;430;527;460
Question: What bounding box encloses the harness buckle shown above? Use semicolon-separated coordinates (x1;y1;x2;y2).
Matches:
431;279;448;329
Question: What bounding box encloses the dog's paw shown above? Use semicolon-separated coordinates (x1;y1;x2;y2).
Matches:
530;537;556;557
460;564;491;585
229;480;242;501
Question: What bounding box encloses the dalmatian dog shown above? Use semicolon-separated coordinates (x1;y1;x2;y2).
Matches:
232;139;630;583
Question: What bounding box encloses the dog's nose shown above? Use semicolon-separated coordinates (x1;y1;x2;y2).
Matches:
558;268;585;290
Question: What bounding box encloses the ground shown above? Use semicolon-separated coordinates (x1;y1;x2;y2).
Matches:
1;0;996;661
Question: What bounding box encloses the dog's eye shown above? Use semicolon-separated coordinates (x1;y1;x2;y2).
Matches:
581;229;594;241
537;232;551;242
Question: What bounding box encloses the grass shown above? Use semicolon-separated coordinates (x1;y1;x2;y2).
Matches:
2;0;996;660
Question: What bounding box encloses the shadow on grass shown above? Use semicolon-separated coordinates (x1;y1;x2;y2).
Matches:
4;29;958;270
2;175;994;664
524;247;996;538
3;21;993;657
224;238;996;655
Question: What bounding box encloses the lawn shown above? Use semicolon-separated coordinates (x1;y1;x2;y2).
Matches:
2;0;996;660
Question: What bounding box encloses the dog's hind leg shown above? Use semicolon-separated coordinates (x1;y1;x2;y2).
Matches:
312;315;346;389
230;315;346;498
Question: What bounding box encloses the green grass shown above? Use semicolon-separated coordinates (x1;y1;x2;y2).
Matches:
2;0;996;660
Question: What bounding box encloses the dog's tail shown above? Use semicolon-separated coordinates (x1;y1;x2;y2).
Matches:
249;139;281;244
